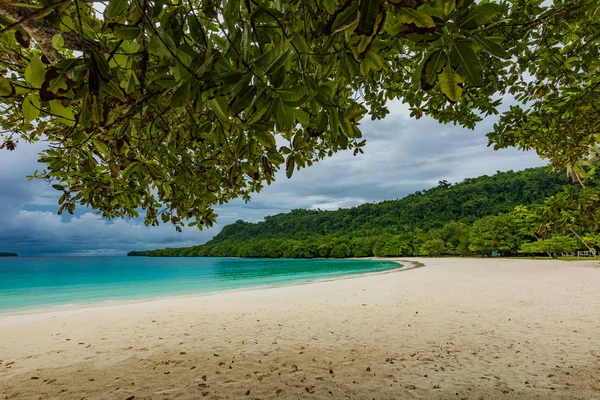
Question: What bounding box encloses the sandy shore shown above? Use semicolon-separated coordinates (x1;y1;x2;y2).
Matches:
1;258;599;399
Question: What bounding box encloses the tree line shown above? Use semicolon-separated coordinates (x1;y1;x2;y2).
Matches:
129;167;598;258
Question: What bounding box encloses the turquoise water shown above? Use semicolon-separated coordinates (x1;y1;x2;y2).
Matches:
0;257;401;312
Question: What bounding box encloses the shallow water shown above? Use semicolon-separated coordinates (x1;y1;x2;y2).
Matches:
0;257;401;312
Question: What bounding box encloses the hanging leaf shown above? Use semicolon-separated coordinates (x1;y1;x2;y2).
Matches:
392;8;436;35
79;94;92;128
452;41;482;85
52;33;64;50
92;140;110;157
293;109;310;126
356;0;385;36
397;8;436;28
49;100;76;126
24;55;46;88
389;0;424;8
0;78;13;97
292;34;310;54
323;0;337;14
22;93;41;121
471;34;510;59
171;83;190;109
458;3;501;29
421;49;446;90
229;85;257;116
439;66;464;103
101;80;126;102
187;15;206;45
224;0;241;30
275;98;294;132
436;0;455;16
114;25;142;40
277;86;307;104
324;0;360;35
241;162;259;180
254;130;276;149
285;154;295;178
208;97;229;121
91;49;111;81
105;0;129;20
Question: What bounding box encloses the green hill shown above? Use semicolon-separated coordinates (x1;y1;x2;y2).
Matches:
129;167;573;258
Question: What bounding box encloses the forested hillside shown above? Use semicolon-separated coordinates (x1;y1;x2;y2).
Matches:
129;167;587;258
211;168;568;241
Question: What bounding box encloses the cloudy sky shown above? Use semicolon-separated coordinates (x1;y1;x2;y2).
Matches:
0;100;546;256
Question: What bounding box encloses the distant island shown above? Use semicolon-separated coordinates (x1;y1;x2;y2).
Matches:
130;167;590;259
0;252;18;257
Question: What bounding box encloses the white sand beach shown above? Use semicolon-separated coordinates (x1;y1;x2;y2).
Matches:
1;258;599;399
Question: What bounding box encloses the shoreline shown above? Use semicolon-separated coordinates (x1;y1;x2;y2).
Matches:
0;258;419;318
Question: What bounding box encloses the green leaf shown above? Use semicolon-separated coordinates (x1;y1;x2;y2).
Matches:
24;55;45;88
49;100;76;126
122;161;142;178
171;83;190;109
22;93;41;121
396;8;436;28
102;80;127;101
421;49;446;90
80;94;91;128
339;110;361;138
277;86;307;103
0;78;13;96
92;140;110;157
291;34;310;54
91;50;111;81
200;159;220;168
436;0;455;16
114;25;142;40
293;109;310;126
458;3;500;29
471;34;509;59
325;0;359;34
105;0;128;20
187;15;206;45
452;42;482;85
52;33;64;49
241;162;259;180
264;48;291;76
255;130;276;149
285;154;295;178
438;66;464;103
224;0;241;30
323;0;336;14
357;0;385;36
229;85;257;116
208;97;229;121
275;98;294;132
388;0;424;7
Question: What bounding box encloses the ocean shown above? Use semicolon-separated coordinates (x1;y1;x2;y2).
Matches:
0;257;401;312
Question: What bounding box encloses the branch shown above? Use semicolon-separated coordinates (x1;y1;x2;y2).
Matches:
0;0;100;64
506;0;582;39
0;0;70;35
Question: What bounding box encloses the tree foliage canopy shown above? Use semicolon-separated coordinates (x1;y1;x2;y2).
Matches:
1;0;598;229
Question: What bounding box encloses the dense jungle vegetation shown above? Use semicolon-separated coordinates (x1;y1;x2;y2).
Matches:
130;167;598;258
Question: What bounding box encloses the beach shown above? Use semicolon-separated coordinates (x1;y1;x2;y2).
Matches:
1;258;599;399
